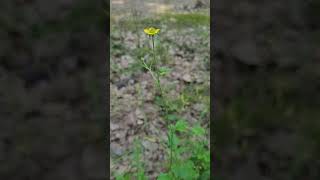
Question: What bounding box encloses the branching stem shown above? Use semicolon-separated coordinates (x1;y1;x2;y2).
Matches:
141;34;174;174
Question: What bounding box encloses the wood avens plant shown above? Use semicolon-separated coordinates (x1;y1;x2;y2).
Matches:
141;26;176;173
116;26;210;180
140;27;209;179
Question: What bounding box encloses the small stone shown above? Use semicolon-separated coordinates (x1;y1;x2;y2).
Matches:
120;59;129;68
125;112;136;126
194;103;205;111
129;79;135;85
182;74;192;82
115;131;125;139
195;75;204;83
142;140;158;151
127;136;134;144
135;109;144;120
110;143;124;156
137;120;144;125
119;55;133;68
145;92;154;101
110;123;120;131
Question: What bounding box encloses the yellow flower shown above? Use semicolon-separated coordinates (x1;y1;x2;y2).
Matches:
144;27;160;36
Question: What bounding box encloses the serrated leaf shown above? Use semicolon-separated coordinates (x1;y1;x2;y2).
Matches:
191;125;205;136
115;174;131;180
168;131;179;149
172;134;180;148
157;173;171;180
172;161;199;180
158;67;171;76
175;119;188;132
176;146;189;155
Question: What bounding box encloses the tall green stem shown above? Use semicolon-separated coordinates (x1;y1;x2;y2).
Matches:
152;36;155;68
142;34;174;173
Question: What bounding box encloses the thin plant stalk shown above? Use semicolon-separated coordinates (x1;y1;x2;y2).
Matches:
151;35;155;69
142;27;175;174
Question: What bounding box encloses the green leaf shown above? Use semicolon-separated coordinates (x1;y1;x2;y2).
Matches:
191;125;205;136
172;161;199;180
158;67;171;76
115;173;131;180
155;96;166;107
172;134;180;148
168;129;180;149
115;175;123;180
166;114;178;121
157;173;171;180
137;171;147;180
176;146;189;156
199;170;210;180
175;119;188;132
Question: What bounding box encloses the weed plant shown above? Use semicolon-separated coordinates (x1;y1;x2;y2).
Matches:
115;24;210;179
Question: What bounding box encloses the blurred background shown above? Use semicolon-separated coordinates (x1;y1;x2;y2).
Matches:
213;0;320;179
110;0;210;179
0;0;106;179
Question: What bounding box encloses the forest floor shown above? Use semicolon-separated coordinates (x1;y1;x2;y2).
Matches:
110;0;210;179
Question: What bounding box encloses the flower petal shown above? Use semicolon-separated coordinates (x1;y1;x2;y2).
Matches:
144;27;160;35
